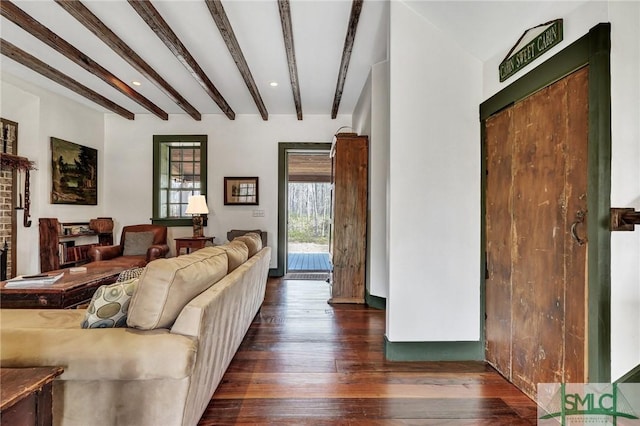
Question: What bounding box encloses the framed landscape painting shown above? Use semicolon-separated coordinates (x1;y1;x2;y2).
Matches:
224;176;259;205
51;137;97;205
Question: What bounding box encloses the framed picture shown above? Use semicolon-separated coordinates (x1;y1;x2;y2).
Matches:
51;137;97;205
224;176;259;205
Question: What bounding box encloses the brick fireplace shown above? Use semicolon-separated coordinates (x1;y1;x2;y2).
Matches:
1;118;18;279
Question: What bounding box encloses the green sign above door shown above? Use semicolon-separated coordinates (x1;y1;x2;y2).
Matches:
499;19;563;82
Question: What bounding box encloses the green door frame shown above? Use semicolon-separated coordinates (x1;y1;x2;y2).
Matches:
276;142;332;276
480;23;611;382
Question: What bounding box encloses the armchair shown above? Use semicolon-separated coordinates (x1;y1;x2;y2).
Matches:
87;224;170;268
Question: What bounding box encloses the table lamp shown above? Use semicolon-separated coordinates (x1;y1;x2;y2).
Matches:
185;195;209;237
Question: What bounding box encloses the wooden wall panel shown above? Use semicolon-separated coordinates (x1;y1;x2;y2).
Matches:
485;108;514;379
511;80;567;396
563;66;589;383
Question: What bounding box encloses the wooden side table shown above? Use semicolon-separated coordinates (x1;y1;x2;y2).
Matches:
1;367;64;426
175;236;214;255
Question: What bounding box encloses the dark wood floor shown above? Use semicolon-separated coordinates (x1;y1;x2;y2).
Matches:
198;278;538;425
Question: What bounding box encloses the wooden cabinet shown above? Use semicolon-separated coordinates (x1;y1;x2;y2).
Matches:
329;133;368;304
39;218;113;272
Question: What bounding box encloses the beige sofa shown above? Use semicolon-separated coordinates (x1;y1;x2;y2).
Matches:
0;233;270;426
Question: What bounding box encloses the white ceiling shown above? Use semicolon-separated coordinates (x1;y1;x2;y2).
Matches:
406;1;590;62
0;0;590;120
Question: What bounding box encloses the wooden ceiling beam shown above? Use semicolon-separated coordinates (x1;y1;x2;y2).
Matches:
0;39;134;120
277;0;302;120
128;0;235;120
204;0;268;121
331;0;363;119
0;0;166;120
55;0;202;121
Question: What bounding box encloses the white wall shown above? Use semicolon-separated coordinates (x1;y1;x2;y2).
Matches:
104;113;351;266
370;60;390;300
0;73;349;273
608;0;640;382
482;1;609;98
1;74;106;275
482;0;640;383
353;71;372;136
386;2;482;341
353;60;390;301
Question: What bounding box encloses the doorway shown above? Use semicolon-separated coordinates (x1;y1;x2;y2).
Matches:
277;143;332;277
480;23;612;395
287;153;332;273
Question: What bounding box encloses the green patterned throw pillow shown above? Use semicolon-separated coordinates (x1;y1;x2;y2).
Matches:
81;278;138;328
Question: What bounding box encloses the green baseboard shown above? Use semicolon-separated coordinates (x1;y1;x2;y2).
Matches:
384;337;484;361
365;291;386;310
616;364;640;383
268;268;280;277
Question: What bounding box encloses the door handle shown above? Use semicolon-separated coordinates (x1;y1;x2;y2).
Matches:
571;209;587;246
485;252;490;279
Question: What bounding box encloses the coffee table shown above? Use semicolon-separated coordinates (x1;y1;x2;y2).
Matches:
0;263;125;309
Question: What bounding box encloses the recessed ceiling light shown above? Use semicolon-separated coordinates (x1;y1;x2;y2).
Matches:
269;81;278;87
132;81;141;86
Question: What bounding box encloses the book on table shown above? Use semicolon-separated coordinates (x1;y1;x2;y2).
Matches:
4;272;64;288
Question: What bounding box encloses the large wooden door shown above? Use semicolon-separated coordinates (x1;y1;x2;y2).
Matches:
485;66;589;398
329;133;368;304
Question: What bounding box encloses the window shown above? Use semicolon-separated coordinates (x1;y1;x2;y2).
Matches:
152;135;207;226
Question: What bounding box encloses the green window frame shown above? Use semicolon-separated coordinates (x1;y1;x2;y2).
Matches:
152;135;208;226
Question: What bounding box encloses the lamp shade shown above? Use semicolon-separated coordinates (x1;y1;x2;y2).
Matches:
185;195;209;215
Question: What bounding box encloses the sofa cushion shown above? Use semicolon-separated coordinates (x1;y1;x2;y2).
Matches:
217;240;249;272
127;247;228;330
123;231;155;256
234;232;262;257
0;325;196;380
81;278;138;328
1;308;86;329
